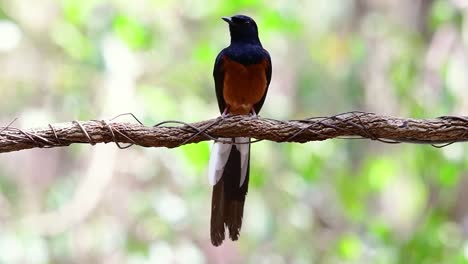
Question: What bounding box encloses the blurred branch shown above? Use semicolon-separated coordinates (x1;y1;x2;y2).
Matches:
1;112;468;153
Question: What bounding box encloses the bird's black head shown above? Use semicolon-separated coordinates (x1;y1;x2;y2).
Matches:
222;15;261;45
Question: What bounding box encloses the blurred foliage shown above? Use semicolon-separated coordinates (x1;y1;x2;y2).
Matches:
0;0;468;263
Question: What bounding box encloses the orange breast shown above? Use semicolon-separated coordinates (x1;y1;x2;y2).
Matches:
222;56;268;115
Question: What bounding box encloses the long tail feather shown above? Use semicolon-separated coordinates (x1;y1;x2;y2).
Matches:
210;138;250;246
211;179;225;246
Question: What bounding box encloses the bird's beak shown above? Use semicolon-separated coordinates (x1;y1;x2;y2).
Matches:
222;17;232;24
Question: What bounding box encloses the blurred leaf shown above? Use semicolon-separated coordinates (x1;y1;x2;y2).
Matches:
0;173;17;204
250;164;265;188
364;157;397;191
438;162;459;187
62;0;97;25
338;172;367;221
113;15;152;50
390;56;418;98
429;1;457;30
180;143;210;173
399;212;446;263
349;37;366;61
338;234;362;260
51;22;93;60
259;10;301;33
126;235;150;256
192;41;216;63
288;144;322;183
370;219;393;243
217;0;262;14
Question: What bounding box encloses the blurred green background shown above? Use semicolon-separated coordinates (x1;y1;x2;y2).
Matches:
0;0;467;263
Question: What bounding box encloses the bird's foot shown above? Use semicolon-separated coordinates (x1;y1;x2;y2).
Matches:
250;109;258;118
221;108;231;119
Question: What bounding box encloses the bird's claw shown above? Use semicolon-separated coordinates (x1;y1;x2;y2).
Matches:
250;109;258;119
221;108;231;119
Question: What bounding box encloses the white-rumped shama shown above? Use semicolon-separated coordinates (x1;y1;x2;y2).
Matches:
208;15;272;246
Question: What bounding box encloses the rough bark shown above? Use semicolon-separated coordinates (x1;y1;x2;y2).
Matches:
1;112;468;153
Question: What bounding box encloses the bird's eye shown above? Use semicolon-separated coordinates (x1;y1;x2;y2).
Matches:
244;20;250;24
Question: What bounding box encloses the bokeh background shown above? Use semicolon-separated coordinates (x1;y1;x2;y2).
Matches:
0;0;467;263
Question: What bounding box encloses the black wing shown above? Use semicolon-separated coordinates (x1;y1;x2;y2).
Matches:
213;49;227;114
253;49;272;114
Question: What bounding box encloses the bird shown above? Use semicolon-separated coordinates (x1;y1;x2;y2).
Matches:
208;14;272;246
